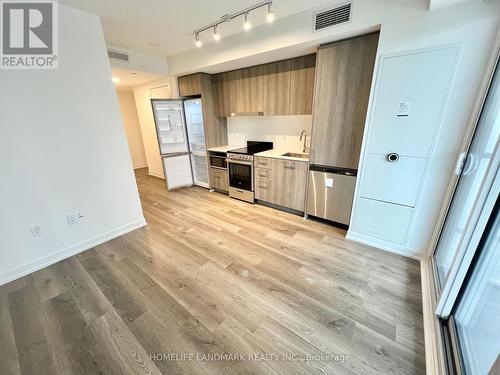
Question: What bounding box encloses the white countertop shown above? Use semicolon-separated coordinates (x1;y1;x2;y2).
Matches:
255;149;309;162
206;145;242;153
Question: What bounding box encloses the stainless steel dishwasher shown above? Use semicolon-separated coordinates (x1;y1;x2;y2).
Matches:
306;165;357;226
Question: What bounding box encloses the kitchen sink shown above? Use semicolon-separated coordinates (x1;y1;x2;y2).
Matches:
281;152;309;159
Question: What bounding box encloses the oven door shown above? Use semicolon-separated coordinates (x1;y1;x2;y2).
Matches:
228;160;253;191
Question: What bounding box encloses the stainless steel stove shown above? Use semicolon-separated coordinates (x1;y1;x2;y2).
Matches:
226;141;273;203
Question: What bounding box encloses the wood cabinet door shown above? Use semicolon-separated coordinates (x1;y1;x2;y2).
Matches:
255;178;272;201
234;66;264;114
213;72;236;117
310;33;379;169
200;75;228;148
283;160;308;211
178;74;202;96
290;54;316;115
271;159;308;211
209;168;228;192
263;61;291;116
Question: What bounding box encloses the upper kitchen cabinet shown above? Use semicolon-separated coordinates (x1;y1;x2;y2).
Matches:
212;54;316;117
178;73;202;96
310;33;379;169
366;46;460;158
234;65;265;114
289;54;316;115
263;60;292;116
214;71;235;117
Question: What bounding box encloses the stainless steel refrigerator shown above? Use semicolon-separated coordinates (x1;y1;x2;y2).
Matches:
151;98;209;190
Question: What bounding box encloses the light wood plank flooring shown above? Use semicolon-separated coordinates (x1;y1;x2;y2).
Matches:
0;168;425;374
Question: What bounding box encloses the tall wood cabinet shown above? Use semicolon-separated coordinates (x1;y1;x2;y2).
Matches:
177;73;228;149
309;33;379;169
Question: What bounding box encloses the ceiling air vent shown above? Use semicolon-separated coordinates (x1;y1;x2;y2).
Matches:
107;49;129;62
314;2;352;31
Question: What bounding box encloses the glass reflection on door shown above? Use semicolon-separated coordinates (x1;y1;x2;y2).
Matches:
453;208;499;374
433;65;500;288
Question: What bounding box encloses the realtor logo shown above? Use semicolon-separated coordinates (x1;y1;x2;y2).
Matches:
1;0;58;69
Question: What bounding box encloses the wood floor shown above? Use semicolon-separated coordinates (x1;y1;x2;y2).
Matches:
0;168;425;375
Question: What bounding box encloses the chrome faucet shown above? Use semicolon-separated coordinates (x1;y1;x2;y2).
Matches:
300;130;308;153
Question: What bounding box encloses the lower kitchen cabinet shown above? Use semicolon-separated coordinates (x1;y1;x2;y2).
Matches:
255;157;308;212
209;168;228;192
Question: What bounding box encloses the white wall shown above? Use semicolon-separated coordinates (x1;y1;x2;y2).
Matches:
0;5;145;285
227;116;312;152
116;89;148;169
133;77;179;179
168;0;499;258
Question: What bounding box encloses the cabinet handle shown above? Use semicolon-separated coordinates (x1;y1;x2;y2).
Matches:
387;153;400;162
284;165;296;169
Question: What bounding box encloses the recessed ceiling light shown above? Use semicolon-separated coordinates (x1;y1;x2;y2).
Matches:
148;41;163;47
112;77;120;83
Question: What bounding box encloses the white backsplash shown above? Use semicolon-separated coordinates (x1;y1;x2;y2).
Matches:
227;115;312;153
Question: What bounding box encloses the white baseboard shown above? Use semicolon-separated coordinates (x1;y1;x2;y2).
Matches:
0;218;147;286
346;230;424;260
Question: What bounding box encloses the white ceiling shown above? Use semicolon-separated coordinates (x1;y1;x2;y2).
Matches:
111;67;164;90
58;0;335;57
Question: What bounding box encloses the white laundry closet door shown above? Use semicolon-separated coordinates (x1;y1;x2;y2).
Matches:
367;46;459;158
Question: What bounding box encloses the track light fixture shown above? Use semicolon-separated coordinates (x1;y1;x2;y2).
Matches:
243;12;252;31
213;26;220;41
266;4;275;23
193;1;274;47
195;33;202;47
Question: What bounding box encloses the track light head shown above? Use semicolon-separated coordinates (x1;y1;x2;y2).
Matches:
267;5;275;23
195;34;202;47
213;26;220;41
243;12;252;31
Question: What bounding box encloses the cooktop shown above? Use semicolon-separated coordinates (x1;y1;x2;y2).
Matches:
229;141;273;155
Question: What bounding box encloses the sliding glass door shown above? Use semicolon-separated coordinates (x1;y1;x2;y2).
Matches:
431;53;499;374
452;208;499;374
433;62;500;291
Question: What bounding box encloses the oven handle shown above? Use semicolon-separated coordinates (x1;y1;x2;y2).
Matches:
226;159;253;166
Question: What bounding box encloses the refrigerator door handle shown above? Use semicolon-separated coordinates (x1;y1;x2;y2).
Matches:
162;151;190;158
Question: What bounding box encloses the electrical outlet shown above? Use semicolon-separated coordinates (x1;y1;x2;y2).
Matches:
67;214;78;225
30;225;42;237
67;213;85;226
